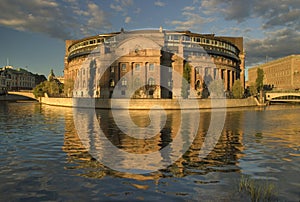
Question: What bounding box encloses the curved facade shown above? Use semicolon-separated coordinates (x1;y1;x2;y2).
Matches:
64;28;245;98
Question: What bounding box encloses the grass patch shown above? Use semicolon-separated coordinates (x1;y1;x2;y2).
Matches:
238;175;278;201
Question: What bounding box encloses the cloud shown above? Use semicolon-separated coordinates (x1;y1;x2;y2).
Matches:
200;0;300;30
169;11;214;31
86;3;111;34
110;0;134;17
154;1;165;7
125;16;131;23
0;0;112;40
110;3;123;12
245;28;300;66
183;6;195;11
134;8;141;14
198;0;300;66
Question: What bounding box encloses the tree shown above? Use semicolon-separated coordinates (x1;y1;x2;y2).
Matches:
181;62;191;98
248;83;257;96
256;68;264;91
232;79;244;98
33;82;46;98
64;79;74;97
208;79;225;98
32;80;63;98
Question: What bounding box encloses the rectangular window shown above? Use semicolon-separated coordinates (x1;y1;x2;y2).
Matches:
121;63;127;72
135;63;140;71
149;63;154;71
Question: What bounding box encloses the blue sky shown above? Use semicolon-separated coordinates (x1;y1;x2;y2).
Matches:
0;0;299;78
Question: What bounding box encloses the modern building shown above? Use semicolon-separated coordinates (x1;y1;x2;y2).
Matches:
64;28;245;98
248;54;300;90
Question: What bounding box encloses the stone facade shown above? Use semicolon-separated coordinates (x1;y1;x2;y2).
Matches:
248;54;300;90
0;66;35;91
64;28;245;98
0;66;46;93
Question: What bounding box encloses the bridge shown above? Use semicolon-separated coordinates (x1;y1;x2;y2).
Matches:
266;91;300;103
8;91;37;100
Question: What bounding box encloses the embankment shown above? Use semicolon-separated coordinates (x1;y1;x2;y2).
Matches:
39;97;258;109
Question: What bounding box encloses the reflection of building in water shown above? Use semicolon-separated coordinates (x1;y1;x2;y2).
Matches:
171;110;245;177
64;28;245;98
63;108;245;178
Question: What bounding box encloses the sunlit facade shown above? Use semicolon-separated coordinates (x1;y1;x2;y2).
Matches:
0;66;36;91
248;54;300;90
64;28;245;98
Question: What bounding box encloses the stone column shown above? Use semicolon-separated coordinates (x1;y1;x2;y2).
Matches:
172;55;183;98
189;66;196;98
224;69;228;91
190;66;195;90
229;70;233;90
218;68;222;80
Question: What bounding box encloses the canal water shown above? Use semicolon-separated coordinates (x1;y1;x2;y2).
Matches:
0;101;299;201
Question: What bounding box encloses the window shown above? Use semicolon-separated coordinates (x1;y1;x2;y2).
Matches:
109;79;115;87
148;78;155;86
149;63;154;71
121;63;127;72
121;78;127;86
110;66;114;73
135;63;141;71
134;77;141;87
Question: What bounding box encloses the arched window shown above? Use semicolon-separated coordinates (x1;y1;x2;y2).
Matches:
196;80;201;89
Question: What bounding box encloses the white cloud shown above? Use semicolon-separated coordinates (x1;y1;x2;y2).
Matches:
86;3;111;33
183;6;195;11
125;16;131;23
0;0;112;39
154;1;165;7
169;11;214;31
110;3;123;12
119;0;133;7
245;28;300;66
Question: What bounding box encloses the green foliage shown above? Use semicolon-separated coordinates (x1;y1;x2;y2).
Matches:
33;82;46;98
208;79;225;98
249;83;257;96
238;175;277;201
181;63;191;98
33;80;63;98
256;68;264;91
64;79;74;97
232;79;244;98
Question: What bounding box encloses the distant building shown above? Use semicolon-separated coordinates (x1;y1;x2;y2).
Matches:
56;76;65;84
64;28;245;98
0;70;7;95
248;54;300;90
0;66;46;91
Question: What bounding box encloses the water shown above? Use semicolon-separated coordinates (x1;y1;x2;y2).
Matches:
0;101;299;201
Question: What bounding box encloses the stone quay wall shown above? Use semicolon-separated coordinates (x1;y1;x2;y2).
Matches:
40;97;258;109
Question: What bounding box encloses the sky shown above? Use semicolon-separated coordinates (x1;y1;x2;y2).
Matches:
0;0;299;78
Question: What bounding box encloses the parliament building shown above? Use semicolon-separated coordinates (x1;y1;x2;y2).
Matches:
64;28;245;98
